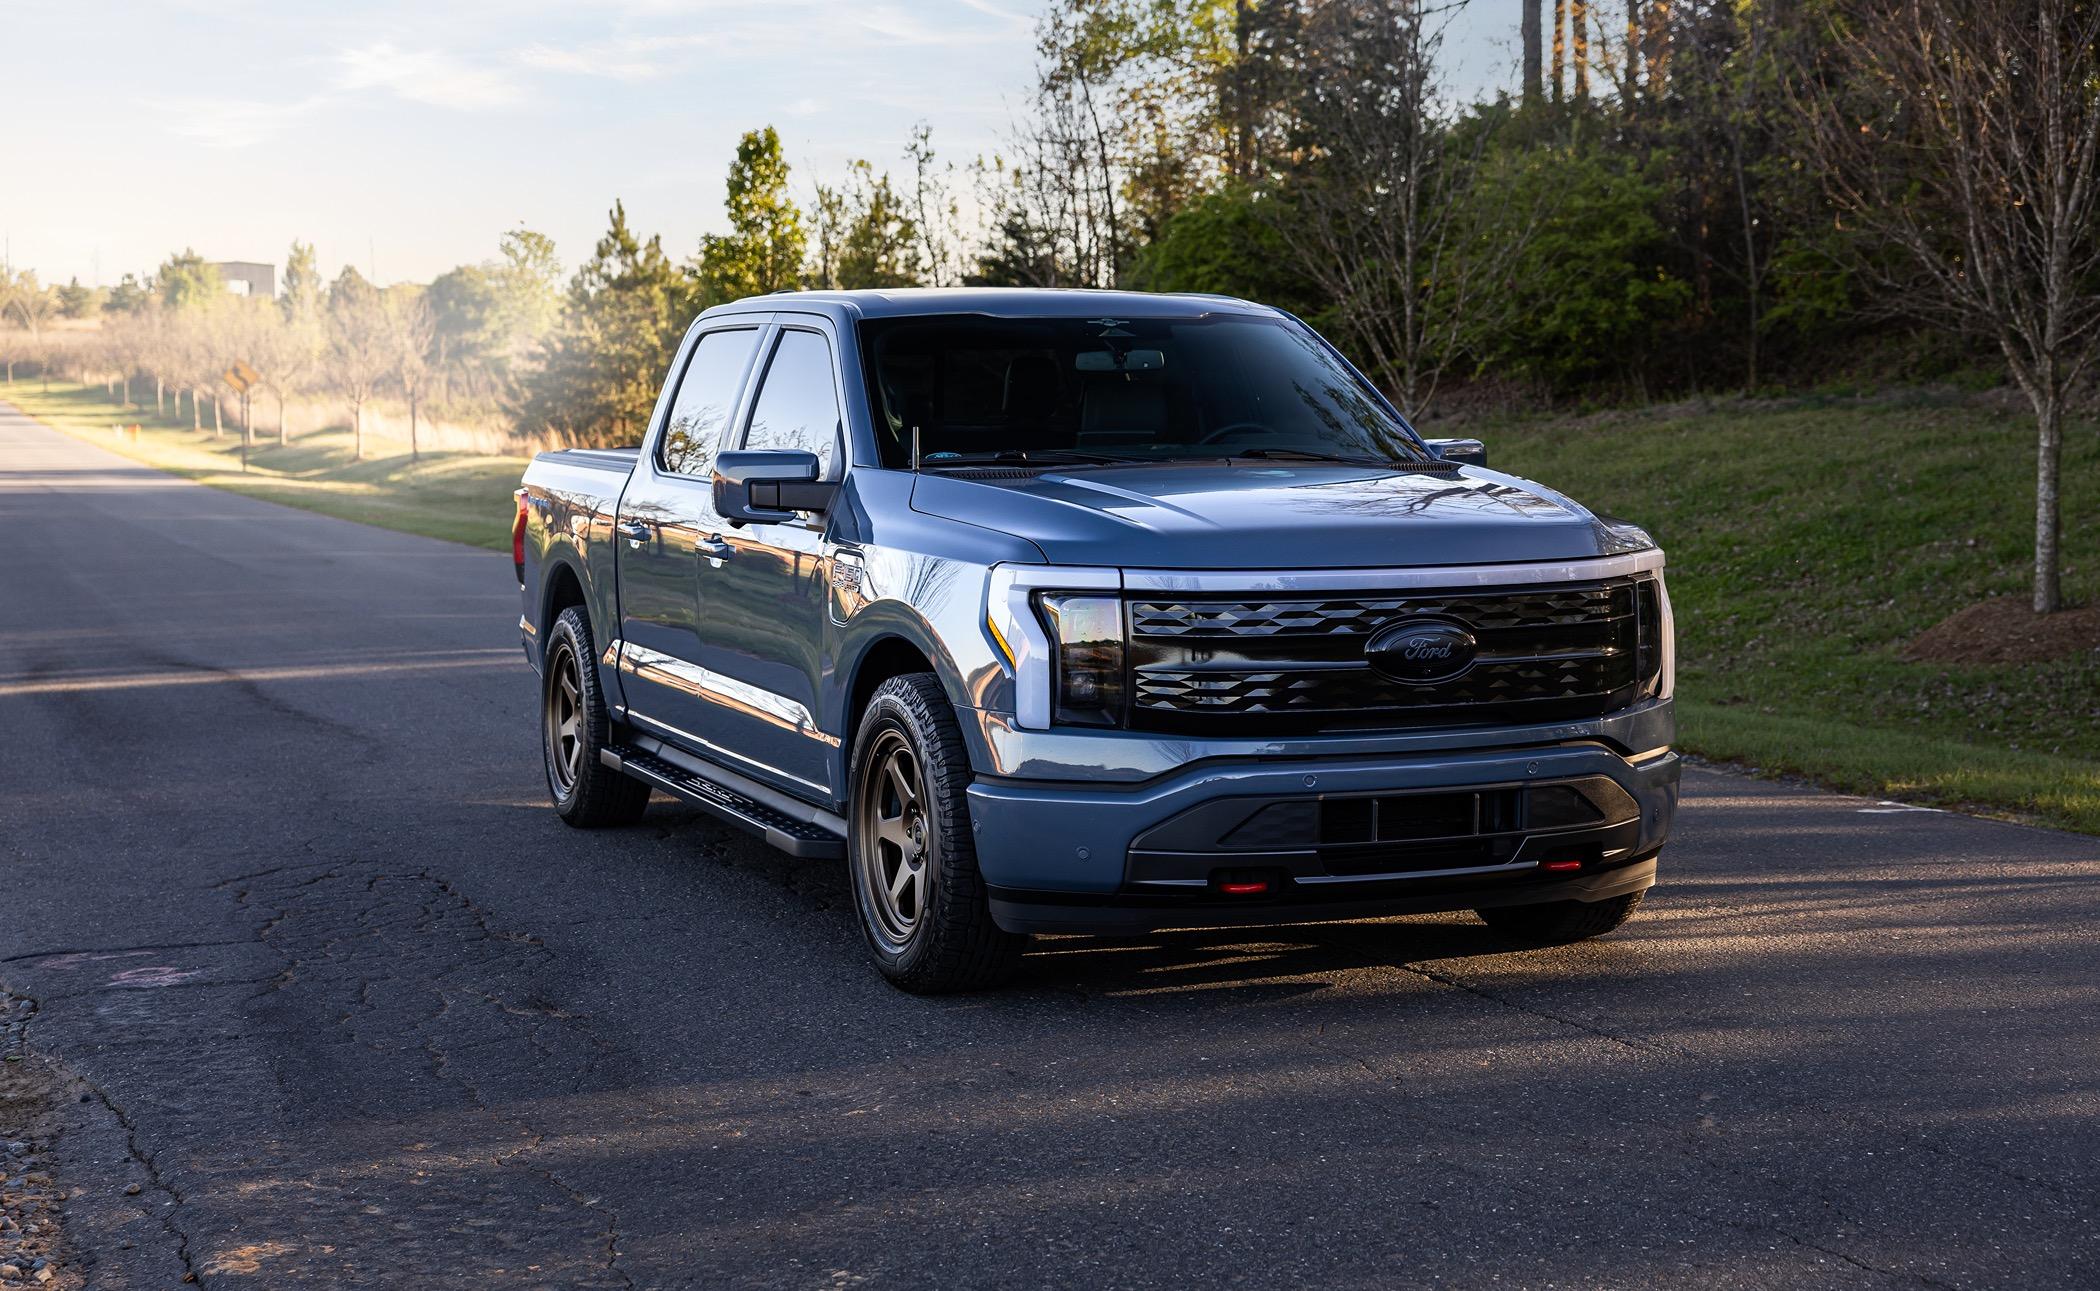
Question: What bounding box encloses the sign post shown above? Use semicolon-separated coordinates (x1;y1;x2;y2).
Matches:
223;361;260;472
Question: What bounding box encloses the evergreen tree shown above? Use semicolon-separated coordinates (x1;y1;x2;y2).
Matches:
528;201;689;446
282;241;323;325
692;127;807;304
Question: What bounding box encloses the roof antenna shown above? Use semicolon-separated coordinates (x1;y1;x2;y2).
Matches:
910;423;922;471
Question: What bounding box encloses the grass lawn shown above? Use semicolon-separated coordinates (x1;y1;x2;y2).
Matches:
1485;392;2100;832
11;378;2098;831
2;381;529;550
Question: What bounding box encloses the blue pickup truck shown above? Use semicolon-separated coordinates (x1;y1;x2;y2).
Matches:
515;289;1678;991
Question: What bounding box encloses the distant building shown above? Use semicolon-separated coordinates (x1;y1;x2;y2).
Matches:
213;261;276;298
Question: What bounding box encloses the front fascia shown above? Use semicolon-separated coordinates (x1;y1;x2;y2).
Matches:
983;550;1671;738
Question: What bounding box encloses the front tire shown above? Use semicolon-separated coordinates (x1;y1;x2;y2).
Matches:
848;673;1025;993
541;607;651;828
1475;891;1644;943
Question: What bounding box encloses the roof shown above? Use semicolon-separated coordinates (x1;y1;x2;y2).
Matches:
706;286;1281;322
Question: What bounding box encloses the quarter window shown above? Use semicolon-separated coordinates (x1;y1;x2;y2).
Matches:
659;328;761;477
744;329;841;477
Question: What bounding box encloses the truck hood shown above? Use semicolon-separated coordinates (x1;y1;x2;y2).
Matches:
907;461;1608;569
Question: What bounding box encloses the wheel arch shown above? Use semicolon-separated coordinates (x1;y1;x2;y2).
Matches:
841;634;942;769
537;558;589;661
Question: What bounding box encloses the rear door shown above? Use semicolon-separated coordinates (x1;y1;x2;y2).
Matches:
614;320;766;742
688;321;845;797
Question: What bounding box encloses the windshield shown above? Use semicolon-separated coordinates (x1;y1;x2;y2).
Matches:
859;313;1428;469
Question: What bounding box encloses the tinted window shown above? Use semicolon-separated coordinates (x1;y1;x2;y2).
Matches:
660;328;760;477
744;329;840;476
859;314;1427;468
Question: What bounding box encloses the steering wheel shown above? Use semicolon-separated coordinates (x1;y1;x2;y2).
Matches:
1196;422;1277;445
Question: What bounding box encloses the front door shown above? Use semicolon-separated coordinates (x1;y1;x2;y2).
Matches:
615;322;765;743
691;323;844;798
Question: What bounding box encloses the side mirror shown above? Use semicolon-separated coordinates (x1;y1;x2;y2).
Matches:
713;449;837;526
1424;437;1486;468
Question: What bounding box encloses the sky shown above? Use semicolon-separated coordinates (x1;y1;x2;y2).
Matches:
0;0;1520;291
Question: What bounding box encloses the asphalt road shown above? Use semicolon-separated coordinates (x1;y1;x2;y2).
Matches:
3;404;2097;1291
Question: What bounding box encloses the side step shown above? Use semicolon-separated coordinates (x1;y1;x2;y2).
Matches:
601;745;846;860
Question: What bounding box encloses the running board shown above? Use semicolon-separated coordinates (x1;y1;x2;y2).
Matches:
601;745;846;860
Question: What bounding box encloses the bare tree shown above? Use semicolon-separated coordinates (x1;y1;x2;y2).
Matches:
1791;0;2100;613
1523;0;1545;105
386;288;438;462
1552;0;1567;101
327;275;391;461
1273;0;1545;418
904;123;964;287
5;272;58;389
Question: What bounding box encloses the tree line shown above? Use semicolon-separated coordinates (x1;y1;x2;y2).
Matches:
2;0;2094;612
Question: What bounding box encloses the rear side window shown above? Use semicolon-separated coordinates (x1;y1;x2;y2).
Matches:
659;328;761;477
743;329;840;477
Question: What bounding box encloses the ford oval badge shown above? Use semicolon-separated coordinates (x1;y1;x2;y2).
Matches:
1366;618;1478;684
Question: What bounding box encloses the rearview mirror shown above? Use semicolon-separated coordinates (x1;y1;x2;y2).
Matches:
1075;349;1166;373
713;449;837;526
1424;437;1486;468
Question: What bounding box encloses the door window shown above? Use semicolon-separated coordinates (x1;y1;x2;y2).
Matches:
743;329;841;477
659;328;761;477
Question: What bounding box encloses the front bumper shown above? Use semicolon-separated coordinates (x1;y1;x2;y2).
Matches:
963;722;1679;936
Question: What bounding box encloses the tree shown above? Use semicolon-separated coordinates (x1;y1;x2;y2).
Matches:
4;271;58;384
526;201;689;446
326;267;391;460
836;161;924;289
282;241;323;326
386;287;438;461
104;274;152;315
693;127;806;304
1273;1;1544;417
1790;0;2100;613
806;181;850;289
904;123;964;286
491;228;561;355
1522;0;1544;105
56;278;102;318
157;250;222;311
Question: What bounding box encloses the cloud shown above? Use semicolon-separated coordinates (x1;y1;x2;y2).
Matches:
517;34;707;82
154;94;328;149
855;4;1019;47
337;43;524;111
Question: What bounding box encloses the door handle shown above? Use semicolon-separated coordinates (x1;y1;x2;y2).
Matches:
616;520;651;548
697;535;734;561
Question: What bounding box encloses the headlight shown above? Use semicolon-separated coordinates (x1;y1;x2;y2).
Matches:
1593;516;1657;555
1633;573;1675;699
1037;593;1125;727
985;564;1122;730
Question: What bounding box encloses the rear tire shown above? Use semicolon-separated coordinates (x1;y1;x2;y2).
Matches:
1475;891;1644;943
542;607;651;828
848;673;1025;993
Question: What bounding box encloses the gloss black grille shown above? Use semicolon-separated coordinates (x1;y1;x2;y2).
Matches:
1127;578;1645;734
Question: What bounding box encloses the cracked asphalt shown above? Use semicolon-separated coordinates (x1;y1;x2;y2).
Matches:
3;403;2098;1290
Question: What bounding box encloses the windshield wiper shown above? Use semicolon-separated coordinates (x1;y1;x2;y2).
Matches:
1229;447;1384;465
1229;447;1453;469
920;449;1148;468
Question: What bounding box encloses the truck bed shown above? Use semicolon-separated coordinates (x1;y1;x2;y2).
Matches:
523;447;639;513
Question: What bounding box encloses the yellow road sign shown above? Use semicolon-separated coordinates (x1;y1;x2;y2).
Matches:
224;360;261;393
